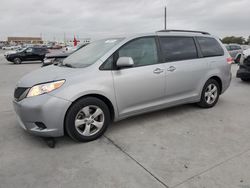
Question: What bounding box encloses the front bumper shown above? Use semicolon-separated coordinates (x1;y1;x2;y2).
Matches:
13;94;71;137
236;65;250;79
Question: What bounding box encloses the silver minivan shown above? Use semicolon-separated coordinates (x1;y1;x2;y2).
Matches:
13;30;232;142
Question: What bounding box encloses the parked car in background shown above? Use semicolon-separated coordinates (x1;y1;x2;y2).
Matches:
225;44;243;61
51;44;62;49
234;45;250;64
236;48;250;81
4;48;24;56
5;47;49;64
42;43;88;67
13;30;232;142
2;45;21;50
0;43;4;49
241;45;250;50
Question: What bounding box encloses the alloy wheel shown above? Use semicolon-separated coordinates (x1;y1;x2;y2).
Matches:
74;105;105;136
205;83;218;104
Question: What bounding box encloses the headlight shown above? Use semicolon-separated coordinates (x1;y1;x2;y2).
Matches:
27;80;65;98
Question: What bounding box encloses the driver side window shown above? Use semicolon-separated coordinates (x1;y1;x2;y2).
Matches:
118;37;158;67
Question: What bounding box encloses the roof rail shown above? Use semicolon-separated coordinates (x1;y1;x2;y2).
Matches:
157;30;210;35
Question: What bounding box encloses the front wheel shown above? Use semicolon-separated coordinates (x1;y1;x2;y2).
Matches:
197;79;220;108
65;97;111;142
13;58;22;64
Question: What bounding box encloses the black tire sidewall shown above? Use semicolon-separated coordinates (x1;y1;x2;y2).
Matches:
65;97;110;142
198;79;220;108
14;58;21;64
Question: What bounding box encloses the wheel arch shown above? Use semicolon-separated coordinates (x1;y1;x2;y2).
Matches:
208;76;222;94
64;93;116;135
13;56;23;61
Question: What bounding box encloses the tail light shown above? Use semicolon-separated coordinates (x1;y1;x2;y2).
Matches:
226;57;234;64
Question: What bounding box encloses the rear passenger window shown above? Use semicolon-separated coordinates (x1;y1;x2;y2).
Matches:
197;37;224;57
159;37;198;62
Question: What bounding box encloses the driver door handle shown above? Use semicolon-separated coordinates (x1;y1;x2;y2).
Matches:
153;68;164;74
167;66;176;72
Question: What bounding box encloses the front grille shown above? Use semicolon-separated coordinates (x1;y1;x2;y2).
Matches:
14;87;29;101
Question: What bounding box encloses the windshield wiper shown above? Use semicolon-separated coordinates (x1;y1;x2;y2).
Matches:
61;63;75;68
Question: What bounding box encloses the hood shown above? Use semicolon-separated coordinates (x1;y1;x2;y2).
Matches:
4;50;17;55
17;65;82;87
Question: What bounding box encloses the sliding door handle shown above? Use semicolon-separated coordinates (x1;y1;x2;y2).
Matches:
167;66;176;72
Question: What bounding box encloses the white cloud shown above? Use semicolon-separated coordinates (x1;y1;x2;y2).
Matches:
0;0;249;41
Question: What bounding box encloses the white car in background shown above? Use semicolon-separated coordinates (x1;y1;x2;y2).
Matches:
241;45;250;50
235;48;250;64
2;45;21;50
4;48;25;57
2;46;14;50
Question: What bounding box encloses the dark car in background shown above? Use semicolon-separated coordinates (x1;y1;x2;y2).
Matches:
236;49;250;81
42;43;88;67
5;47;49;64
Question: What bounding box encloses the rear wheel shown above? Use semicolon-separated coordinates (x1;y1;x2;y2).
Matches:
65;97;110;142
197;79;220;108
13;58;22;64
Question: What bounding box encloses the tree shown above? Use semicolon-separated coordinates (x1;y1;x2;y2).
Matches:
222;36;246;45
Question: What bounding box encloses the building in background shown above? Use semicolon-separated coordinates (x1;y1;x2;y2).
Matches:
7;37;43;44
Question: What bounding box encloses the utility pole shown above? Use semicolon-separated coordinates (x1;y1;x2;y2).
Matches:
164;4;167;30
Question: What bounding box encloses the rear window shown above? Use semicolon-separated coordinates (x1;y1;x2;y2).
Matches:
197;37;224;57
159;37;198;62
230;45;241;50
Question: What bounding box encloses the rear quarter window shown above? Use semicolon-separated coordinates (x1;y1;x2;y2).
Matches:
197;37;224;57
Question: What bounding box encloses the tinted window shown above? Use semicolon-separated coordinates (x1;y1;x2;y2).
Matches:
118;37;158;67
100;55;114;70
197;37;224;57
230;45;241;50
159;37;198;62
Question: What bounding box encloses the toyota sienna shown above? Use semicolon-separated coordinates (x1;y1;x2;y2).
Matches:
13;30;232;142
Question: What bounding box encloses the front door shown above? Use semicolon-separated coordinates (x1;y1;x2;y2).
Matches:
112;37;166;118
24;48;36;61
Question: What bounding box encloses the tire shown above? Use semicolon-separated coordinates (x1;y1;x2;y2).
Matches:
241;78;250;82
13;58;22;64
65;97;111;142
197;79;220;108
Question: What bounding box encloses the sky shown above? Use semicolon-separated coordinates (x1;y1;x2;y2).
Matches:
0;0;250;41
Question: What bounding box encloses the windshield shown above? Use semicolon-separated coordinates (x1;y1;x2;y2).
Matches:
63;38;124;68
17;48;27;52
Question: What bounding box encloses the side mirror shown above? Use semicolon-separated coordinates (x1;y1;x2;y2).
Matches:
116;57;134;68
